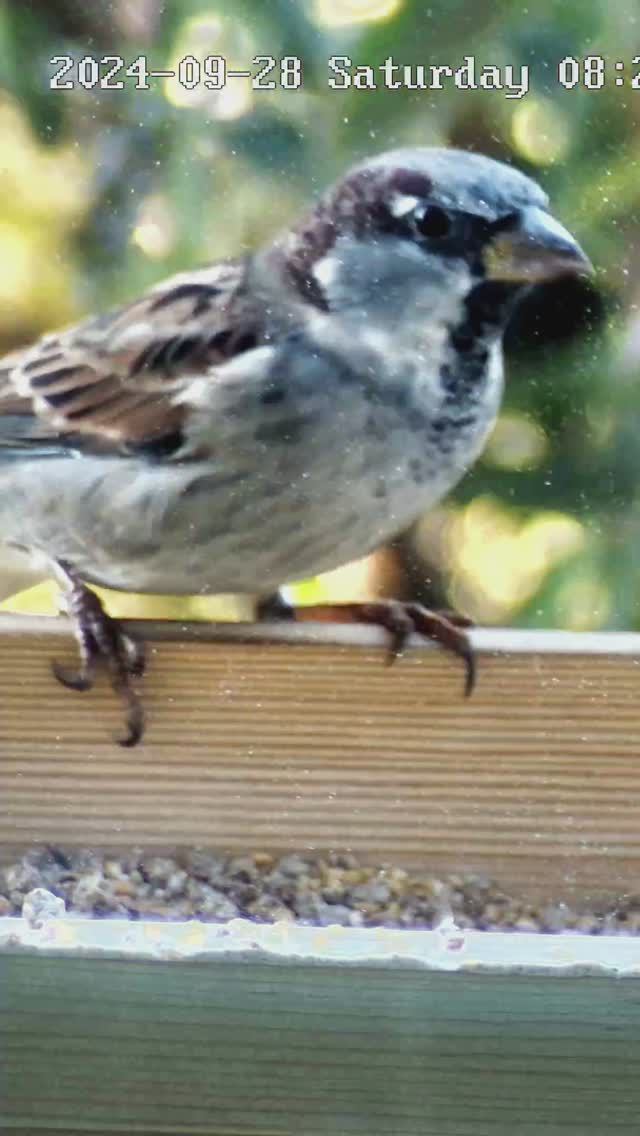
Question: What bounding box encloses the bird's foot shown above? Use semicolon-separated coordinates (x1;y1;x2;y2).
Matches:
259;594;475;696
52;561;146;747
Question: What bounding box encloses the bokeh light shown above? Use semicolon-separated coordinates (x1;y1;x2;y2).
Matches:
312;0;403;28
511;98;571;166
131;194;176;259
164;12;256;119
484;413;548;471
448;499;586;623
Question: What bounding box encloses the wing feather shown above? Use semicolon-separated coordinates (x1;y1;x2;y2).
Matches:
0;259;261;452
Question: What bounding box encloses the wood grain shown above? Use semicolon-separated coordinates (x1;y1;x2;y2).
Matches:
3;947;640;1135
1;616;640;903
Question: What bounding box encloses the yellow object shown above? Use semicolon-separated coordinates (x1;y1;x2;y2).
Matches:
313;0;403;27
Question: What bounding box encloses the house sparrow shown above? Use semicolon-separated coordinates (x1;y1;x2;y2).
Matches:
0;147;590;744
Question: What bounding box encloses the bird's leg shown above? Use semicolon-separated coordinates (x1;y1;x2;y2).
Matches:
255;591;296;621
258;593;475;696
52;561;146;747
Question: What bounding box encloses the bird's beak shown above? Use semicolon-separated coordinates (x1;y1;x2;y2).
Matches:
485;205;593;284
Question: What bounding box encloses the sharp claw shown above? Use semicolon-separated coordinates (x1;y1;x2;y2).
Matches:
462;646;476;698
385;630;408;665
403;602;476;695
52;561;146;744
116;693;145;748
296;600;477;694
51;660;93;692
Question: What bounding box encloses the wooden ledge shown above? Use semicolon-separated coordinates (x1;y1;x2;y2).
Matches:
4;919;640;1136
1;617;639;904
0;613;639;651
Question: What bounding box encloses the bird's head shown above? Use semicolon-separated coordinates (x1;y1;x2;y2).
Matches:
283;147;591;326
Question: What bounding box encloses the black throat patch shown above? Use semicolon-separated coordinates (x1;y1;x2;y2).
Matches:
440;280;520;402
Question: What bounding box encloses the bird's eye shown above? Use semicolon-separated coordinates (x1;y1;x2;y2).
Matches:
416;205;452;240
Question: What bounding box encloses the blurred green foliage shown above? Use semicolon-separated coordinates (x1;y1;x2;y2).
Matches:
0;0;639;629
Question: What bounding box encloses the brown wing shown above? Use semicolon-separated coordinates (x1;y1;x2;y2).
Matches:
0;259;261;451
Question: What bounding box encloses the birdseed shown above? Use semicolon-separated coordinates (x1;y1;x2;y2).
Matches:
1;846;638;934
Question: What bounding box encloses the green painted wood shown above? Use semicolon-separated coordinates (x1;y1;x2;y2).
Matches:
2;951;640;1134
